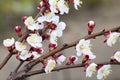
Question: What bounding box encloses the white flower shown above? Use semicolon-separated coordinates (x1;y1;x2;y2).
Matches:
56;55;66;65
27;23;44;31
107;32;120;47
15;41;26;52
50;22;66;44
86;63;97;77
49;0;58;14
49;0;69;15
57;0;69;15
24;16;34;26
45;59;56;73
76;39;91;56
74;0;82;10
113;51;120;62
37;13;59;24
27;34;42;48
83;50;96;59
69;56;78;64
31;51;41;60
24;16;44;31
3;38;15;47
19;50;32;61
97;65;112;80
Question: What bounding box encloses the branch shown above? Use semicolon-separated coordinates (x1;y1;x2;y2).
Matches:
20;62;120;78
22;26;120;71
7;26;120;80
14;61;24;73
0;52;13;69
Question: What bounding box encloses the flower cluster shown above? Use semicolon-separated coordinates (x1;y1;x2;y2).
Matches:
3;0;83;74
2;0;120;80
85;63;112;80
38;0;82;15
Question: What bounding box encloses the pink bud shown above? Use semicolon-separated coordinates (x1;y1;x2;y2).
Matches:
14;26;22;37
82;55;90;64
49;43;57;51
88;20;95;34
67;56;78;65
21;16;28;22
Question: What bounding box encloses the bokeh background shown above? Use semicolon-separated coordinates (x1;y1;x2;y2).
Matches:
0;0;120;80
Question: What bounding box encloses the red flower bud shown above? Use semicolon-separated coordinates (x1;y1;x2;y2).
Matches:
82;55;90;64
67;56;78;65
88;20;95;34
21;16;28;22
14;26;22;37
49;43;57;51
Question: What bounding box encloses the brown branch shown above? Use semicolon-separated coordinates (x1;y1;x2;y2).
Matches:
23;62;120;78
14;61;24;73
22;26;120;71
7;26;120;80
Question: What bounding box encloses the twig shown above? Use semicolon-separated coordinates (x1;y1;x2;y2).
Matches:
19;62;120;78
14;61;24;73
0;53;13;69
7;26;120;80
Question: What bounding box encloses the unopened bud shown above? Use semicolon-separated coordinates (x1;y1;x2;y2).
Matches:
21;16;28;22
49;43;57;51
14;26;22;37
88;20;95;34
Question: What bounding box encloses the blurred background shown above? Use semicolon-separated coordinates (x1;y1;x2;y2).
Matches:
0;0;120;80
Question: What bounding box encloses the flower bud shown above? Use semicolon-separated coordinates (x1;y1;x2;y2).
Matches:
49;43;57;51
67;56;78;65
21;16;28;22
88;20;95;34
14;26;22;37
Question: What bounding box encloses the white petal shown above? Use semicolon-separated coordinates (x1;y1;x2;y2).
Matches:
57;22;66;30
15;41;26;51
107;32;120;47
3;38;15;47
45;59;56;73
114;51;120;62
27;34;42;48
19;50;32;60
57;55;66;65
24;16;34;26
31;51;41;59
